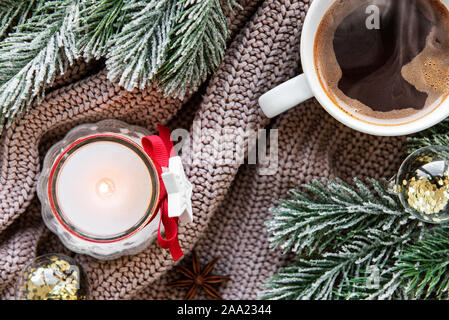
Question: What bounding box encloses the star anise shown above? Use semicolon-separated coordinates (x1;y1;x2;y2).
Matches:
169;250;230;300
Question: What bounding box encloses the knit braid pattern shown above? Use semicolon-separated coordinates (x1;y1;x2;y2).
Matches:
0;0;404;299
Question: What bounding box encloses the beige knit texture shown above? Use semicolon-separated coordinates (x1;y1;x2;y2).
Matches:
0;0;405;300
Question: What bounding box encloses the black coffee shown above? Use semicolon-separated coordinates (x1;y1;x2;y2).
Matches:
314;0;449;124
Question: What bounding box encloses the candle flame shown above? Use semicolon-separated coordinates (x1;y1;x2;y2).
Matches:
96;178;115;198
99;182;110;194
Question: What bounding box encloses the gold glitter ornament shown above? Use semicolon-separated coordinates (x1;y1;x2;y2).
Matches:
394;146;449;224
15;254;89;300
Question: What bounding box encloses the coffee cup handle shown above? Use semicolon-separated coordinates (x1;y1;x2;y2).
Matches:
258;74;314;118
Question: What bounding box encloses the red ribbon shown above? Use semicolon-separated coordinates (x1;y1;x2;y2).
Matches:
142;125;183;261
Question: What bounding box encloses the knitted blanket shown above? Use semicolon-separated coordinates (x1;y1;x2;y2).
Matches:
0;0;405;300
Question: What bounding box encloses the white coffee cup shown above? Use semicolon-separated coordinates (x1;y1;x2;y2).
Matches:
258;0;449;136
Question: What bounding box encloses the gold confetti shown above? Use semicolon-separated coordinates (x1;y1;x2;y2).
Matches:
405;174;449;215
21;255;88;300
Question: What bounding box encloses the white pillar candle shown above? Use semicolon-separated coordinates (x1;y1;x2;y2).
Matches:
50;136;158;239
38;120;161;260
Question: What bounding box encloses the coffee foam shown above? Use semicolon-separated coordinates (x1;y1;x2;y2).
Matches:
314;0;449;125
402;28;449;104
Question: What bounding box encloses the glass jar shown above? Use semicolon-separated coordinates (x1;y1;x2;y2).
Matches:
16;254;90;300
394;145;449;224
37;120;161;260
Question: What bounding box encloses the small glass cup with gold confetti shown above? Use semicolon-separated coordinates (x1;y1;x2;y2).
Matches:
393;145;449;224
15;254;89;300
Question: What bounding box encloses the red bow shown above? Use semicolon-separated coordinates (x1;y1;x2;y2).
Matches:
141;125;183;261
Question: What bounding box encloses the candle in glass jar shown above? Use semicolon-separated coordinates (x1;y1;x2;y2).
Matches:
48;135;159;241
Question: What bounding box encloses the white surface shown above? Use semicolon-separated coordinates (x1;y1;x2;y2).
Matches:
258;74;313;118
161;156;193;224
56;140;153;237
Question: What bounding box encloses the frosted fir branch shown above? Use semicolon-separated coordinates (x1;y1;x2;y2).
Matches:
262;175;449;300
0;1;35;42
266;178;406;255
395;226;449;299
106;0;180;91
0;0;239;127
77;0;127;61
0;0;80;129
221;0;243;16
261;224;419;300
346;267;404;300
157;0;231;98
261;177;449;300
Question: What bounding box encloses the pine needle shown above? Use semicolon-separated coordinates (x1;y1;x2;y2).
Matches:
262;116;449;300
0;0;80;129
0;0;240;128
396;226;449;299
157;0;231;98
106;0;180;91
266;178;406;255
77;0;127;61
0;1;36;42
262;178;425;300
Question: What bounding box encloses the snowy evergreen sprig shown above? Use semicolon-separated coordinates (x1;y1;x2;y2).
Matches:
263;117;449;300
266;178;408;255
0;0;80;129
0;0;239;130
157;0;230;98
0;1;35;42
261;231;414;300
106;0;180;91
77;0;127;61
262;178;424;300
395;226;449;299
